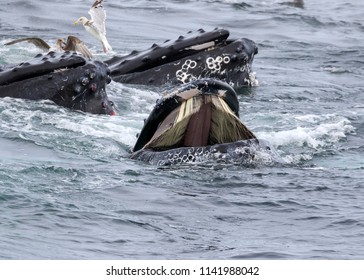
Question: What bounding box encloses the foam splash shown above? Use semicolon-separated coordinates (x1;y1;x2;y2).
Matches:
244;71;259;87
254;114;355;164
321;66;352;74
257;114;354;149
0;98;137;159
0;38;49;65
0;80;165;161
108;82;160;115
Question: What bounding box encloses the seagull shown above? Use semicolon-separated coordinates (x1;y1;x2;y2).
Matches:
4;36;94;59
74;0;112;53
56;36;93;59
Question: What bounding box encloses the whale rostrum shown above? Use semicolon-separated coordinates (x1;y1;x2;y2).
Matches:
106;28;258;89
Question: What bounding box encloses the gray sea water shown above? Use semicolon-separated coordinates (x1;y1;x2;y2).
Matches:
0;0;363;259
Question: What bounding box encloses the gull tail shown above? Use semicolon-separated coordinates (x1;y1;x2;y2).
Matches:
101;36;112;53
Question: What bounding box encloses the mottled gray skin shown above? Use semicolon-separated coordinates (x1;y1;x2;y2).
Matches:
131;139;277;166
106;28;258;89
0;51;115;115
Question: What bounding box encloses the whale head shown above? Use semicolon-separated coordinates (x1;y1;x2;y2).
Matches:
0;51;115;115
106;28;258;89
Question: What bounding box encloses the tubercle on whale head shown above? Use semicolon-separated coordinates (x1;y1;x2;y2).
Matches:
103;66;117;116
66;60;116;115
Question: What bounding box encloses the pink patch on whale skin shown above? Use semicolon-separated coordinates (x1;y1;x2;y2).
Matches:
90;83;97;92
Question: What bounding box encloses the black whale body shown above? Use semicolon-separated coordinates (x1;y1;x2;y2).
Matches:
1;28;257;114
131;79;277;166
106;28;258;89
0;51;115;115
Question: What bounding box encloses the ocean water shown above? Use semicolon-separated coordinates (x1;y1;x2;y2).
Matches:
0;0;363;259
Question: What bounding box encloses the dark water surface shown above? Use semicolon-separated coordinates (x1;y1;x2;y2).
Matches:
0;0;363;259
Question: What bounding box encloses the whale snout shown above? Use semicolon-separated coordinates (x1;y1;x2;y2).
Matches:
240;38;258;58
102;100;116;116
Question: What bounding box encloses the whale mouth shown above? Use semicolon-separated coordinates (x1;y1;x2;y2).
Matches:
133;78;256;153
131;78;265;165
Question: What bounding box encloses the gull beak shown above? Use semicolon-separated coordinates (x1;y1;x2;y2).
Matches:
74;20;79;25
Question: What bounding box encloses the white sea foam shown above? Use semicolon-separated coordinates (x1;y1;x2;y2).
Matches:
0;39;48;65
256;114;355;150
108;82;160;115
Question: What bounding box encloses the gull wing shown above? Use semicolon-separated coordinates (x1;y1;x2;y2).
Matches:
88;0;107;35
65;36;94;59
4;37;51;52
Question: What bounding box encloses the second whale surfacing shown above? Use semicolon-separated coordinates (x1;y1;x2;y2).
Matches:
106;28;258;89
131;79;279;166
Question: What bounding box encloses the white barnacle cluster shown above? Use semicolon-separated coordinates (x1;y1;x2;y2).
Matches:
234;146;251;155
242;64;259;86
206;56;230;74
166;149;196;165
246;72;259;87
157;147;214;165
176;59;197;83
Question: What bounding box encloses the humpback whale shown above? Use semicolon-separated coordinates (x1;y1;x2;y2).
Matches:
0;51;115;115
131;79;275;166
106;28;258;89
1;27;258;120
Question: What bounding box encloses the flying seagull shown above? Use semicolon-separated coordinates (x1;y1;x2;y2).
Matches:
4;36;94;59
74;0;112;53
